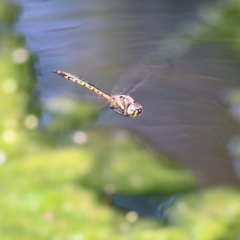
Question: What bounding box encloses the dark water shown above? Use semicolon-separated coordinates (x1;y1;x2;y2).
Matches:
13;0;202;94
12;0;240;219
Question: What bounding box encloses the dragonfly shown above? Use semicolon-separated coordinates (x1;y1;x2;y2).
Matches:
53;63;152;118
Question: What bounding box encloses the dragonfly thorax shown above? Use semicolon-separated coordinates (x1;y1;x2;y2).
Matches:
110;95;143;118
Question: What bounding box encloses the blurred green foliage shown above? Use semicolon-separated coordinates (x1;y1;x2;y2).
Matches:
1;1;240;239
188;0;240;53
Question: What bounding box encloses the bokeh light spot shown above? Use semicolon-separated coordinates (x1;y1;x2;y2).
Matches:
2;78;18;93
72;131;88;145
24;115;38;129
2;130;17;143
12;48;29;63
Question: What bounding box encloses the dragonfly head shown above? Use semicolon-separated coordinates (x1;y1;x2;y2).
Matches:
127;102;143;118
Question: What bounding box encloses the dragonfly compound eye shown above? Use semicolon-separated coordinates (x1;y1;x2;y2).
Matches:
127;103;143;118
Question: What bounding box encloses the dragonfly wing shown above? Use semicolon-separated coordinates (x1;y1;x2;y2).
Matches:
100;45;240;187
111;59;171;96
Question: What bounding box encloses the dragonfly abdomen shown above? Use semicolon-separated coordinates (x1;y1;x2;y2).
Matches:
53;70;112;102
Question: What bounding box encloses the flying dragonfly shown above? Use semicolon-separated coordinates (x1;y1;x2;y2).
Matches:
53;64;153;118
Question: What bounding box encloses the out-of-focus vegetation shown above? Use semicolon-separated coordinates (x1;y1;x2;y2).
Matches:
1;1;240;239
189;0;240;52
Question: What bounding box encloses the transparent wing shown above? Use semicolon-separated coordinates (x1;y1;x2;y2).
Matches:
100;45;240;187
111;59;171;96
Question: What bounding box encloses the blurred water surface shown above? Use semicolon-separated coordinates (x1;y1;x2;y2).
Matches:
12;0;240;189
